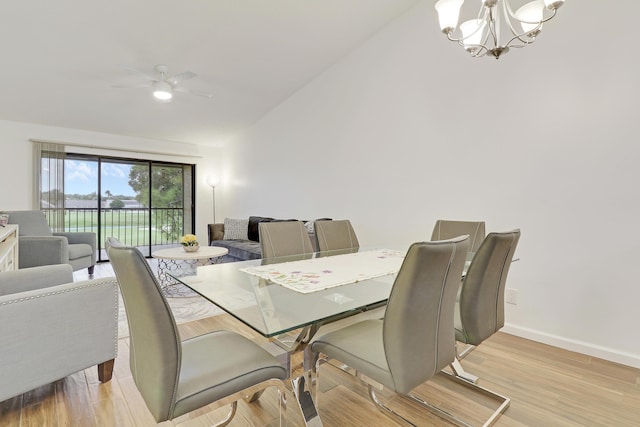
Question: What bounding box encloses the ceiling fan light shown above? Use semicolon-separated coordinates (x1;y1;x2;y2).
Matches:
153;81;173;101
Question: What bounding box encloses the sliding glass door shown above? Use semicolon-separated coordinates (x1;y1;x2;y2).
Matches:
42;153;195;261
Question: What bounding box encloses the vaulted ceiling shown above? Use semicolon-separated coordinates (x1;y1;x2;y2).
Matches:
0;0;419;146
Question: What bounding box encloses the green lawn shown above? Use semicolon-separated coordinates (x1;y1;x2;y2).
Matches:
56;209;184;248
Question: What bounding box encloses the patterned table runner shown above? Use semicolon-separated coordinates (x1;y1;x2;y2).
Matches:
240;249;406;294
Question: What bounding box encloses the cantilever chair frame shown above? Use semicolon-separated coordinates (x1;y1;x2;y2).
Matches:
106;238;288;427
314;360;510;427
452;229;521;380
311;237;509;427
311;236;512;427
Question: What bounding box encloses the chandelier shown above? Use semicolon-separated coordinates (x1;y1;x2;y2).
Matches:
434;0;564;59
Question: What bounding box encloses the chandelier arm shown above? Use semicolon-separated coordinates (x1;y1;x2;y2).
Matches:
502;0;522;40
503;33;534;49
540;8;558;24
487;7;500;49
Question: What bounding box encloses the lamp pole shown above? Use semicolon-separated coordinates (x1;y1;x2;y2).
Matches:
206;176;219;224
210;185;216;224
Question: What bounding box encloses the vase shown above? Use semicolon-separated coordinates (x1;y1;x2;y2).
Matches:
183;245;200;253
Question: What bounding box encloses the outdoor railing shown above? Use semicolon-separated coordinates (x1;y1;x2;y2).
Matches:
47;208;185;249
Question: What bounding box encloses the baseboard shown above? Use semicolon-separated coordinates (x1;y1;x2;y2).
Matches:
501;323;640;370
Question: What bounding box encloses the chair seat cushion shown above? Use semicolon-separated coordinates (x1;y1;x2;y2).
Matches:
311;319;394;390
172;330;287;419
68;243;93;260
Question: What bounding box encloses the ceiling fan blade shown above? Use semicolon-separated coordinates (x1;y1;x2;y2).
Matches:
174;86;214;99
121;66;158;82
111;83;152;89
168;70;197;85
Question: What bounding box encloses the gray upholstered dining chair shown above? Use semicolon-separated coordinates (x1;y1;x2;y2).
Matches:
6;210;96;274
314;219;360;252
431;219;486;254
454;229;521;365
310;236;479;426
106;237;288;425
259;220;314;259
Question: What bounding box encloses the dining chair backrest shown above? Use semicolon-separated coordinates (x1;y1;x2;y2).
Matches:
457;229;521;346
431;219;486;253
383;236;470;394
314;219;360;252
259;221;314;259
106;237;181;422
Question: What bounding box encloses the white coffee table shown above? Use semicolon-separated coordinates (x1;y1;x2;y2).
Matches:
152;246;228;296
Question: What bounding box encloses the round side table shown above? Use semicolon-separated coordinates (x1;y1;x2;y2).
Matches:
151;246;229;297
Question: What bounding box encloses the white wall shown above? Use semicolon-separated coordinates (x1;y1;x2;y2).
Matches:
0;120;222;246
222;1;640;367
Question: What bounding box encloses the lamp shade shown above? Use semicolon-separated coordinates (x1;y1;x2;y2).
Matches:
516;0;545;34
460;19;486;48
435;0;464;32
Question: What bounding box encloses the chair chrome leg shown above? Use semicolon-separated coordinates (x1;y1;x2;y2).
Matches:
368;387;419;426
244;389;265;403
279;386;288;427
292;371;322;426
441;370;511;427
317;356;509;427
212;402;237;427
369;386;477;427
450;357;479;383
457;343;477;360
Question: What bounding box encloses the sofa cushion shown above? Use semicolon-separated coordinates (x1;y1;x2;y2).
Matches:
223;218;249;240
211;240;262;260
248;216;274;242
68;243;93;261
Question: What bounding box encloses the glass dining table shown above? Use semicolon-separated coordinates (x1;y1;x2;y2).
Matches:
170;246;406;427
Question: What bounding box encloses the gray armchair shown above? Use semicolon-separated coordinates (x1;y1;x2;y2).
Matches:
0;264;118;402
6;210;96;274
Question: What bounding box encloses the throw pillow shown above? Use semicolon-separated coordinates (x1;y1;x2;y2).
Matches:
223;218;249;240
248;216;274;242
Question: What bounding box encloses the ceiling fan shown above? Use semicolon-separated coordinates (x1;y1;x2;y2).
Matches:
113;64;213;102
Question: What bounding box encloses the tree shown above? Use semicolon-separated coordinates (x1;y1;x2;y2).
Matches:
128;165;183;208
109;198;124;209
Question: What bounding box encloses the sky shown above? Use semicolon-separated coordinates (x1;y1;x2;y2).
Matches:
64;160;135;197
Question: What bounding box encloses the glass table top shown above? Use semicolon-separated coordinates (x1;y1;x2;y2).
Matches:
170;247;400;337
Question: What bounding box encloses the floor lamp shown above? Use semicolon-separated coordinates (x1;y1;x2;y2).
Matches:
206;177;217;224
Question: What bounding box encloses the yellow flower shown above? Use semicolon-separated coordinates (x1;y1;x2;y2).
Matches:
181;234;199;246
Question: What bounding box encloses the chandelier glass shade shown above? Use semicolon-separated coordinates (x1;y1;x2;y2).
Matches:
434;0;564;59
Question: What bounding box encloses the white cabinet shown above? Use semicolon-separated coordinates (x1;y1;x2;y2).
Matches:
0;224;19;272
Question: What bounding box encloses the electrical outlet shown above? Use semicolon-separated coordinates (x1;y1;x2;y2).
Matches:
506;288;518;305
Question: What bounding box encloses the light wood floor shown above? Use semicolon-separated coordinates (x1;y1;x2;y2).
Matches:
1;263;639;426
